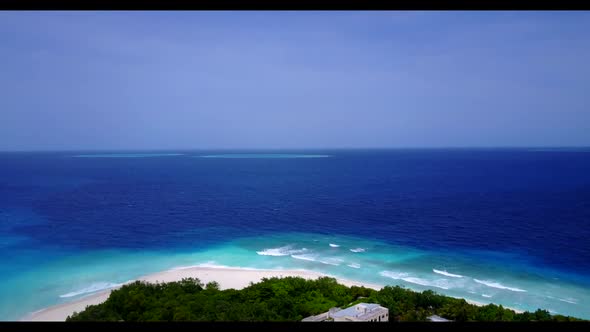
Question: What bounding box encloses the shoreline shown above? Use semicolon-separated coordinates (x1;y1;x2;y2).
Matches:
21;266;384;321
21;266;522;321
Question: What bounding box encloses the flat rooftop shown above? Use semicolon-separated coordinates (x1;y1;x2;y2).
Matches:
330;303;384;318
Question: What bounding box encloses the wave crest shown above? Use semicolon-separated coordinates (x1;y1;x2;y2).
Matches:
380;271;452;290
291;254;343;266
257;245;308;256
59;282;123;298
558;298;578;304
473;279;526;292
433;269;464;278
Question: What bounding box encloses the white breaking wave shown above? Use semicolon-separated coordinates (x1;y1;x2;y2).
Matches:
170;262;271;272
170;261;232;270
347;263;361;269
320;258;343;266
192;262;267;271
59;282;123;298
169;265;198;270
558;298;578;304
195;262;232;269
433;269;464;278
291;254;317;262
329;243;340;248
380;271;451;290
403;277;451;290
380;270;409;279
482;294;492;298
257;245;308;256
349;248;366;253
473;279;527;292
291;254;342;266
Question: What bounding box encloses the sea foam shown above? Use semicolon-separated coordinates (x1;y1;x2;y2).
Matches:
257;245;308;256
380;271;409;279
59;282;124;298
349;248;366;253
433;269;464;278
329;243;340;248
473;279;527;292
290;254;342;266
171;261;233;270
404;277;451;290
320;258;343;266
380;271;451;290
198;262;266;270
290;254;317;262
558;298;578;304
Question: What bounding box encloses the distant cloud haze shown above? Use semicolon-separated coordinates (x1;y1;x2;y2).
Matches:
0;11;589;150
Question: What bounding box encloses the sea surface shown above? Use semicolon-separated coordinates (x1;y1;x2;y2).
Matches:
1;149;589;320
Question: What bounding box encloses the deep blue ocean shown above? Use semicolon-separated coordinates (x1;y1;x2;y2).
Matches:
1;149;589;320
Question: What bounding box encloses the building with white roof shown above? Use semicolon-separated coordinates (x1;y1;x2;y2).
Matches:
302;303;389;322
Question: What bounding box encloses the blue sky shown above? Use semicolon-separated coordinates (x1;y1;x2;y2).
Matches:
1;11;589;150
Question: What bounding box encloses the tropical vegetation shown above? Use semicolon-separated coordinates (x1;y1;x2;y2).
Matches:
66;277;583;322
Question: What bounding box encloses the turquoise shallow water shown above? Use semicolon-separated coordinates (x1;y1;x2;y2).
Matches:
3;232;589;320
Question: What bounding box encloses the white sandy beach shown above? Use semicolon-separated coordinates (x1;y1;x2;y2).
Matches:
22;266;384;321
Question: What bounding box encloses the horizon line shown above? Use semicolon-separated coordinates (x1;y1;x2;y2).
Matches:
1;146;590;153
